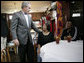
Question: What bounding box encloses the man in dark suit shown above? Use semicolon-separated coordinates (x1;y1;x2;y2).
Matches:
10;2;41;62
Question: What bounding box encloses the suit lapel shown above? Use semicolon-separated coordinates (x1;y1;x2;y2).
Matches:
20;11;31;28
20;11;28;27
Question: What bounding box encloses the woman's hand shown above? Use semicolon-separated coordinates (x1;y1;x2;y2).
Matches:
64;36;67;40
37;48;40;54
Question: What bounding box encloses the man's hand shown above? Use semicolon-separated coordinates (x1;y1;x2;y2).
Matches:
13;39;19;46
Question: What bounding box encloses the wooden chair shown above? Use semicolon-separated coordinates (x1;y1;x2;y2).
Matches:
6;41;17;62
1;49;7;62
33;36;38;62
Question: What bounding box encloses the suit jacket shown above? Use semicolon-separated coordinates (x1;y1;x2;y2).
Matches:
10;11;40;45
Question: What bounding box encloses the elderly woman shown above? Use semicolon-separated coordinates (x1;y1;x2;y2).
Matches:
37;23;55;62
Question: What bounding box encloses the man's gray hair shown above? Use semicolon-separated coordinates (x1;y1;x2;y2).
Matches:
21;1;30;9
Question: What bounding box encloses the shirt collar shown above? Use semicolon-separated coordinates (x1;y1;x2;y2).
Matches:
21;10;28;15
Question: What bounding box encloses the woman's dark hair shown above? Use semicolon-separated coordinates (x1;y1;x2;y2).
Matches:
45;23;50;32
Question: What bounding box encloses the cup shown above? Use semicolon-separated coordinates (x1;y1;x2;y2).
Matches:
56;37;60;44
67;36;71;42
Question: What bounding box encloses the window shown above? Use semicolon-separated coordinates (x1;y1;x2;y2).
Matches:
72;13;81;17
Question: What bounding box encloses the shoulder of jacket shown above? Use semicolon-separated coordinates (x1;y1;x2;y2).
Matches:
13;11;21;15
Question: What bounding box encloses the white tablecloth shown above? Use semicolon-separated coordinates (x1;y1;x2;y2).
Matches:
40;40;83;62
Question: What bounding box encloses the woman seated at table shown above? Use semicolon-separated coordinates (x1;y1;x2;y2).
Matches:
37;23;55;62
61;21;78;41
